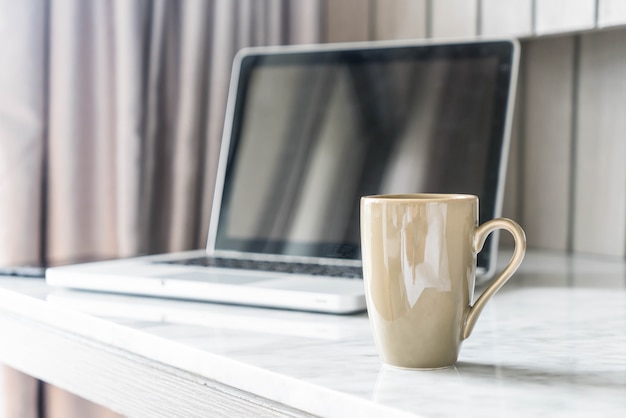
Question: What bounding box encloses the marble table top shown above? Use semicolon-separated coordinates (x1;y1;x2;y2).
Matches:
1;250;625;417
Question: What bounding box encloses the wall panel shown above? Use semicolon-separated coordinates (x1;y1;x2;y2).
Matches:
481;0;533;37
572;29;626;256
431;0;478;38
520;37;575;251
500;51;525;247
598;0;626;28
535;0;596;34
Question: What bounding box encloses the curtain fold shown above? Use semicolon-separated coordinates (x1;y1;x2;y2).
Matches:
43;0;330;264
47;0;118;263
0;0;46;267
163;0;207;252
111;0;152;258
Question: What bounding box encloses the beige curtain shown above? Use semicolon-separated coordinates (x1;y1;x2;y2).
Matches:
1;0;325;268
0;0;327;416
45;0;323;264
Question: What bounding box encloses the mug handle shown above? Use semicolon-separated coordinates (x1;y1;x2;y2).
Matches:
462;218;526;340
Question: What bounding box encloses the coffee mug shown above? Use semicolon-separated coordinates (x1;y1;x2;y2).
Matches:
360;194;526;369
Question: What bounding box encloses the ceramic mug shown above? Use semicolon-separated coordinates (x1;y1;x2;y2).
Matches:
360;194;526;369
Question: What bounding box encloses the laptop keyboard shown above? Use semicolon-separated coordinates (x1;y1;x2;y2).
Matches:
157;256;363;279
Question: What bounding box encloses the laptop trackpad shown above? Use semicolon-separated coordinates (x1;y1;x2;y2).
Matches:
159;272;267;285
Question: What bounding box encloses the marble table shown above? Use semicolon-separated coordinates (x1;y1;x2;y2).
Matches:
0;250;625;417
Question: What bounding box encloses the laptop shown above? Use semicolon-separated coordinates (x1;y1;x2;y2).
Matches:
46;39;520;314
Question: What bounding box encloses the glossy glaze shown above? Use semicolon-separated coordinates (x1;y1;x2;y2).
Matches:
360;194;525;369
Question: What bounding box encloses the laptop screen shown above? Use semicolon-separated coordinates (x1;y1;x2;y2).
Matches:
210;41;516;267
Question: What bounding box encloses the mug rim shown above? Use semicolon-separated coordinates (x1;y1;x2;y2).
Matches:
361;193;477;202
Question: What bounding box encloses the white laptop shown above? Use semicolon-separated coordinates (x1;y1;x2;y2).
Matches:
46;39;519;314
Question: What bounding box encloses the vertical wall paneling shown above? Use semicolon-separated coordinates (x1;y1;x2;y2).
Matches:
372;0;428;40
480;0;533;37
572;29;626;256
431;0;478;38
535;0;596;35
597;0;626;27
325;0;370;42
500;50;526;247
521;37;575;251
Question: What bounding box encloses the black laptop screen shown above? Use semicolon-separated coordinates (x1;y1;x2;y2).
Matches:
212;41;515;264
